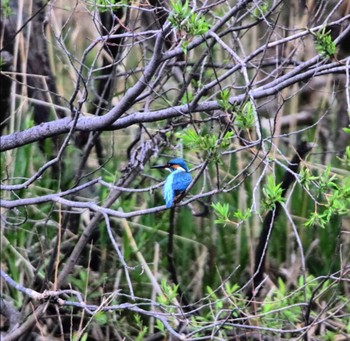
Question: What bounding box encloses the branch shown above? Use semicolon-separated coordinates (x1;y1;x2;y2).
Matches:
247;141;314;300
1;60;347;152
0;269;184;340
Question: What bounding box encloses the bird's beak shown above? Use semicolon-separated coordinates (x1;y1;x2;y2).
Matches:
151;164;168;169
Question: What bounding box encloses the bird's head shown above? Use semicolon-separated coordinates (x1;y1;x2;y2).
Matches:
152;158;189;172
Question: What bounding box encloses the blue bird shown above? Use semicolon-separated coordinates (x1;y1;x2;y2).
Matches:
152;158;192;208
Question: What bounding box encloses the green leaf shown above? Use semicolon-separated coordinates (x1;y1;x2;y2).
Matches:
235;101;256;129
94;311;108;325
262;175;285;209
314;27;337;58
218;89;233;111
212;202;230;225
169;0;210;36
224;282;240;295
1;0;13;17
251;1;270;19
233;208;251;221
177;128;201;148
277;277;286;295
206;285;218;299
305;211;327;228
155;319;166;334
300;167;319;190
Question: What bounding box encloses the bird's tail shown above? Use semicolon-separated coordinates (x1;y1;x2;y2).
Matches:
164;189;174;208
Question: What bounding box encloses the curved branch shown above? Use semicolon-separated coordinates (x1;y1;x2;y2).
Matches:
1;61;347;152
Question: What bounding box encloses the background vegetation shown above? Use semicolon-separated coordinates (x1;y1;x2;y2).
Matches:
1;0;349;340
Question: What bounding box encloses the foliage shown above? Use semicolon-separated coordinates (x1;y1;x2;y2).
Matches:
176;128;234;162
1;0;349;340
301;165;350;228
313;26;337;59
235;100;256;129
262;175;285;210
169;0;211;36
1;0;13;17
218;88;235;111
218;94;256;129
251;0;271;19
94;0;128;12
212;202;251;226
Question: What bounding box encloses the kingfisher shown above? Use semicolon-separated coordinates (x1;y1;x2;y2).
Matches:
152;158;192;208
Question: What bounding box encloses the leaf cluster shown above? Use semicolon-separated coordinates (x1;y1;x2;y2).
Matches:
169;0;211;37
251;1;270;19
212;202;251;227
94;0;129;12
235;100;256;129
218;93;256;129
176;128;234;162
301;165;350;228
313;27;337;59
262;175;285;210
218;89;235;112
1;0;13;17
261;275;338;331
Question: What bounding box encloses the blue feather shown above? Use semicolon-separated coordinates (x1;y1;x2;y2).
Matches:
152;158;192;207
163;170;192;207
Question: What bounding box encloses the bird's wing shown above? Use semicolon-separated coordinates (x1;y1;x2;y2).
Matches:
172;172;192;192
163;171;192;208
